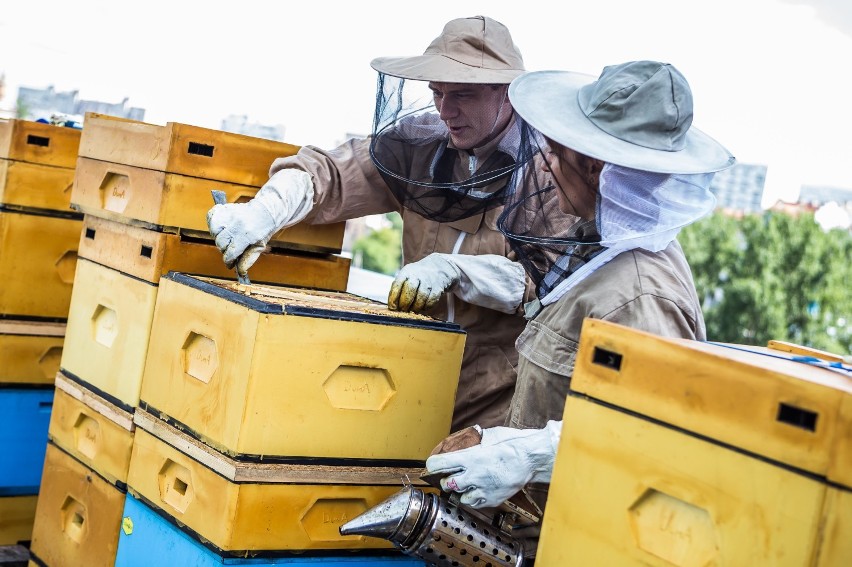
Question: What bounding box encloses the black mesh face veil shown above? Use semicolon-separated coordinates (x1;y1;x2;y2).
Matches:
369;73;537;223
497;119;605;300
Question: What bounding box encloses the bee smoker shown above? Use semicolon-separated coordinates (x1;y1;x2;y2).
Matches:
339;486;526;567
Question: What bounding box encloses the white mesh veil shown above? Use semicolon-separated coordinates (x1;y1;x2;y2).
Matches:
498;119;717;302
597;164;717;251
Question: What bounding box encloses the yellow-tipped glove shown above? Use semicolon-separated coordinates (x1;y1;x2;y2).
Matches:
388;253;526;314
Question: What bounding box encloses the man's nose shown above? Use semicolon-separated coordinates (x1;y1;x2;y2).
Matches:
438;99;459;120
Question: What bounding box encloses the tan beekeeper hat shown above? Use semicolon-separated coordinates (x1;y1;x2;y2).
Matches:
371;16;525;84
509;61;735;173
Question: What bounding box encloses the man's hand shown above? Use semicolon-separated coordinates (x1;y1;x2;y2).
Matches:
388;253;526;314
388;254;460;312
206;169;314;273
207;200;277;270
425;421;562;509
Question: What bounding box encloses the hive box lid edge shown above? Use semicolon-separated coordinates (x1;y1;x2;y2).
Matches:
163;271;464;333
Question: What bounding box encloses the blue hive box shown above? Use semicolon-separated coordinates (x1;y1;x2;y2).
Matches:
0;387;53;495
116;494;426;567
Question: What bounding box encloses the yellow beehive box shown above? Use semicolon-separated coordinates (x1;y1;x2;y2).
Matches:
0;208;81;318
30;443;126;567
77;113;292;186
0;495;38;545
63;233;351;409
0;159;77;213
569;319;852;484
60;258;159;408
817;487;852;566
0;320;64;385
538;396;829;565
140;273;465;462
0;118;81;168
77;214;350;289
48;373;135;486
536;319;852;565
71;112;345;253
128;423;426;553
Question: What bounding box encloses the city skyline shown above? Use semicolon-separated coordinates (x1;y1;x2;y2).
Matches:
2;0;850;210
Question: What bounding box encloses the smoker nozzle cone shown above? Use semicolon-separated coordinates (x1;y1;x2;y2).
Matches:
339;486;415;539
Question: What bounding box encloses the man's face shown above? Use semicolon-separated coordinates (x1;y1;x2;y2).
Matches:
428;82;512;150
541;143;601;219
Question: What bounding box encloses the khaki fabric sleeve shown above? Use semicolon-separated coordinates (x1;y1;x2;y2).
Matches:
268;137;401;224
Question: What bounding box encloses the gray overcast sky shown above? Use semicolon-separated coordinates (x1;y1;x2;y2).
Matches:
2;0;851;206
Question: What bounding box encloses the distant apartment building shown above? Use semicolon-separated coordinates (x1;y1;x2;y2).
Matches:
709;162;767;216
792;185;852;230
16;85;145;122
220;114;286;142
798;185;852;209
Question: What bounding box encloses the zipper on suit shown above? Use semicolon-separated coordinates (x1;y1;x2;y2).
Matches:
447;231;466;323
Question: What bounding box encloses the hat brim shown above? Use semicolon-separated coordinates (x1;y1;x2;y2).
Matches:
509;70;735;174
371;55;523;84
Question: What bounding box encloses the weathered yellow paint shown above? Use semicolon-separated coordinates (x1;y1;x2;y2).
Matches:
0;209;82;318
767;339;846;363
77;215;350;289
48;386;134;485
0;320;65;385
140;275;465;461
537;396;828;565
71;155;345;253
0;118;81;168
830;393;852;488
816;488;852;566
77;113;297;186
536;319;852;565
128;428;401;552
0;158;77;212
571;318;852;481
0;495;38;545
61;258;159;406
29;443;126;567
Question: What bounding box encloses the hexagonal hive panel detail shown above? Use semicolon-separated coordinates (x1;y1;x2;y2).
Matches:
92;304;118;348
181;332;218;385
301;498;368;542
100;172;131;213
55;250;77;284
628;488;719;566
38;345;62;379
322;365;396;411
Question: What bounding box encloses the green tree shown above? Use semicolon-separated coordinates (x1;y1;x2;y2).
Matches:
679;211;851;354
351;213;402;275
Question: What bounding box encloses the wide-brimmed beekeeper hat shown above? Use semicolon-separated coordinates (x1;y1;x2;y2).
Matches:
508;60;735;174
371;15;525;84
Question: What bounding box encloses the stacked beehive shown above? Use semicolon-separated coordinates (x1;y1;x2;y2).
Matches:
536;319;852;566
115;274;465;565
0;119;82;546
28;113;351;567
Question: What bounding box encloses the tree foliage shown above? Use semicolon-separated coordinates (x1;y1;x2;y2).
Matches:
351;213;402;275
679;211;851;354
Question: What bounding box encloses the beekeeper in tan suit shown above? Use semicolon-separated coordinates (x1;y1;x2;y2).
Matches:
207;16;545;430
426;61;735;561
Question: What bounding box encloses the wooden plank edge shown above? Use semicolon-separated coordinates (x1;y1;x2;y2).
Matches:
132;410;427;486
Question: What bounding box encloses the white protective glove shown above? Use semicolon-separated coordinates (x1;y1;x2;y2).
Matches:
425;420;562;509
206;169;314;276
387;253;526;314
